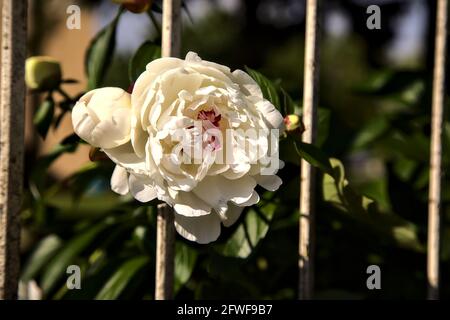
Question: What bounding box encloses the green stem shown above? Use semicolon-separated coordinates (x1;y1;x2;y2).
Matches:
57;87;72;102
147;10;161;36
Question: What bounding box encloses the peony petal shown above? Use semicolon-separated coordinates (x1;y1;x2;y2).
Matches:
71;101;98;146
130;115;147;158
254;174;282;191
155;69;204;116
90;107;131;149
110;165;129;195
185;51;202;62
71;88;131;149
128;174;157;202
228;176;257;205
88;87;131;120
173;192;212;217
193;175;256;211
207;163;229;176
146;57;183;75
103;142;147;174
222;163;251;180
194;147;216;181
255;99;285;130
174;212;221;244
220;204;244;227
132;58;183;106
232;69;263;98
236;190;260;207
185;51;231;75
140;87;158;129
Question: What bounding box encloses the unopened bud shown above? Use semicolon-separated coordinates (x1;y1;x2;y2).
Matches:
284;114;304;132
25;56;62;91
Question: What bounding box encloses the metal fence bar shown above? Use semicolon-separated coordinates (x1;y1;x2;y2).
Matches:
155;203;175;300
299;0;320;300
154;0;181;300
427;0;448;301
0;0;28;300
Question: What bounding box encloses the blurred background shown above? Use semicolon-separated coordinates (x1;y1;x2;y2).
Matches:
11;0;450;299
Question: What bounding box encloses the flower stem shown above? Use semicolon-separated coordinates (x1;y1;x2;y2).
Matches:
57;87;73;102
147;10;161;36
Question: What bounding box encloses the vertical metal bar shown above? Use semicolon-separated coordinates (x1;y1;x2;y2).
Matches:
427;0;447;301
155;203;175;300
299;0;320;300
0;0;28;300
154;0;181;300
161;0;181;58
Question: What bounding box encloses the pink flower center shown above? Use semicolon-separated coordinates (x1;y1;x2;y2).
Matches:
197;109;221;127
197;109;222;151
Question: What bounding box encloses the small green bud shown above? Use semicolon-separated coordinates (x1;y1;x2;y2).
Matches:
25;56;62;91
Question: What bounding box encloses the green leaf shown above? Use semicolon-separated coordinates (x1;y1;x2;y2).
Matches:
322;158;345;206
219;201;276;258
129;41;161;83
34;97;55;139
279;87;297;115
354;70;426;106
322;158;423;252
21;235;62;281
174;242;198;294
279;136;301;166
30;133;80;188
352;117;389;150
357;178;391;212
294;141;333;175
245;67;280;109
40;223;107;294
392;156;418;182
354;70;424;96
85;8;123;90
95;256;149;300
45;192;126;220
317;108;331;147
381;131;429;162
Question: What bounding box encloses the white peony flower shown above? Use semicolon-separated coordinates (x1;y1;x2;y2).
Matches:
72;87;132;149
72;52;284;244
